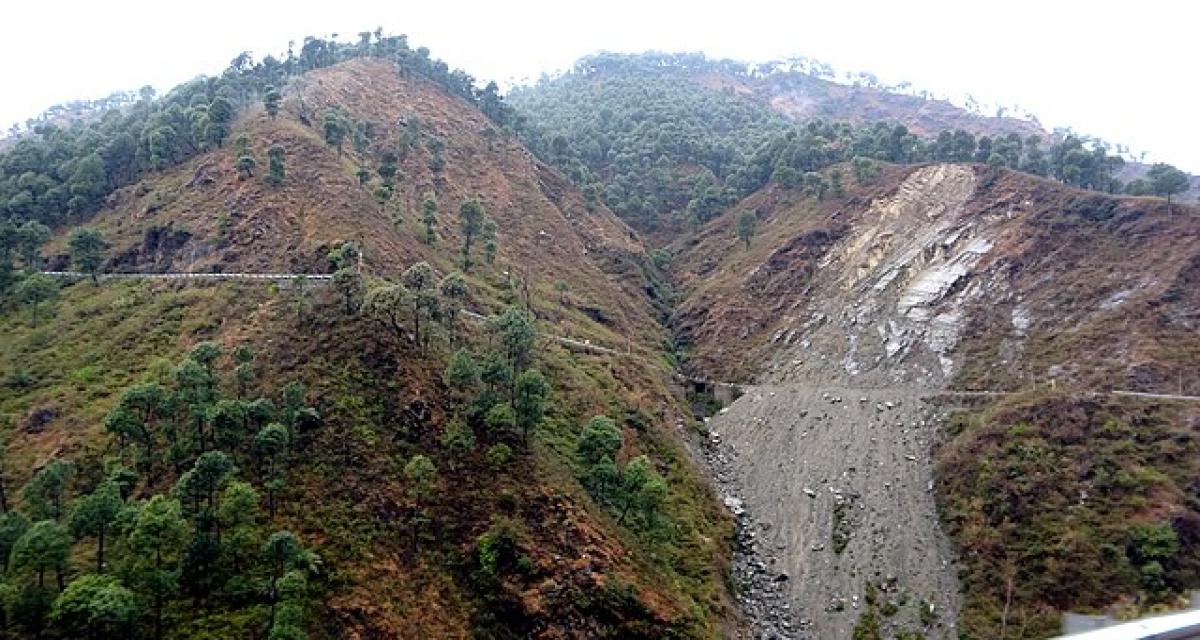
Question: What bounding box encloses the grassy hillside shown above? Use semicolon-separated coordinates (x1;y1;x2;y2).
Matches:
0;51;735;639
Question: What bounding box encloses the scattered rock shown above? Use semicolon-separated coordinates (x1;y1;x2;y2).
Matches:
22;406;57;433
701;415;803;638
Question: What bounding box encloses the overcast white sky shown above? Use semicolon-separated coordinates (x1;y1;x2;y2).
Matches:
2;0;1197;171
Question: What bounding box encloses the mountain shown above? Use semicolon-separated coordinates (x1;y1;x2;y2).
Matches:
0;42;734;639
710;66;1045;140
4;36;1199;640
746;67;1200;204
509;52;1196;242
672;160;1200;637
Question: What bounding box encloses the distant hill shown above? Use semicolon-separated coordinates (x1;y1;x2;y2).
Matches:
709;67;1045;140
744;67;1200;203
509;52;1196;242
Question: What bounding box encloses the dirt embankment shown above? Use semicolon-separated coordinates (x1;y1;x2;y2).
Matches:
709;384;961;639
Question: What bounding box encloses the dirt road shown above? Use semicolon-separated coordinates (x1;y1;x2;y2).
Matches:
708;383;962;639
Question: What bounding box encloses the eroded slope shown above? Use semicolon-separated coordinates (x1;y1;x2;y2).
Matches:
68;58;663;353
679;163;1200;637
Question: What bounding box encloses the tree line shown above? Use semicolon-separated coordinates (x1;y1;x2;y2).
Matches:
509;51;1192;230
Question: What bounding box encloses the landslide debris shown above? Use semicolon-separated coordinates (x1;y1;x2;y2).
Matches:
709;385;961;639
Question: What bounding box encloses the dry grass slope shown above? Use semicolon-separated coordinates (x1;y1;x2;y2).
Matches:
3;58;735;638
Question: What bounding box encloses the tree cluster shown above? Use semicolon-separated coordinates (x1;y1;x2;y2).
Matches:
0;342;320;638
358;260;471;352
575;416;667;530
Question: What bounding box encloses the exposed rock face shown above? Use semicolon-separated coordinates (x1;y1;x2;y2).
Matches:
765;164;995;385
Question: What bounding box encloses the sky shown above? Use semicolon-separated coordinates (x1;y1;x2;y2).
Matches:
2;0;1197;171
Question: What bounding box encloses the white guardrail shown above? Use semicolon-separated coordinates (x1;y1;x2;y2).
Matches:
41;271;332;281
1059;609;1200;639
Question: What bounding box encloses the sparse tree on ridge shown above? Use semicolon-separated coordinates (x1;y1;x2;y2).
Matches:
439;272;469;342
1148;163;1190;214
441;419;476;470
829;169;845;198
578;416;622;468
235;154;257;180
254;424;290;517
378;149;399;185
374;184;393;213
10;519;72;589
404;455;436;552
363;283;408;344
402;261;438;350
323;109;345;155
263;86;281;120
266;145;285;186
615;455;666;527
50;573;140;637
421;192;438;244
21;459;75;521
68;227;106;282
458;198;485;271
578;415;622;499
736;211;756;249
513;369;548;445
16;272;59;325
69;481;123;573
17;221;50;270
481;217;497;265
332;267;364;315
443;349;481;405
802;172;828;200
852;157;879;185
206;97;234;148
128;495;187;640
490;306;536;376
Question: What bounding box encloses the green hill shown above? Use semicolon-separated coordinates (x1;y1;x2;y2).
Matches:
0;38;732;639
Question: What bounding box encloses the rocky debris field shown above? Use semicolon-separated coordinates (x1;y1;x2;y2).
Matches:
708;384;962;639
705;428;806;639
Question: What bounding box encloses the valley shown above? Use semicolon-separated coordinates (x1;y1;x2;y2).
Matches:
0;33;1197;640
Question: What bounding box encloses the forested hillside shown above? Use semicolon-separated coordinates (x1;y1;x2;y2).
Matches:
0;36;735;639
510;52;1193;239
